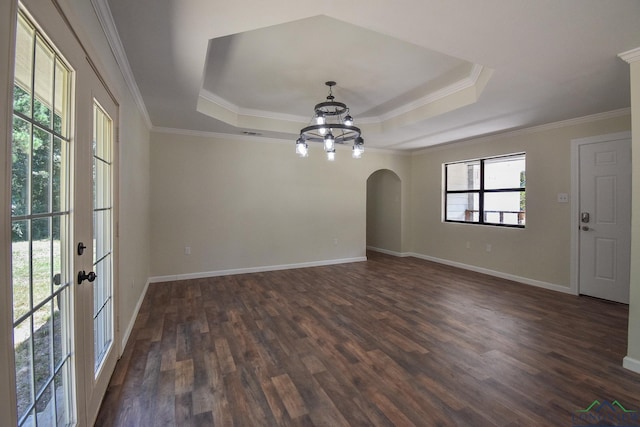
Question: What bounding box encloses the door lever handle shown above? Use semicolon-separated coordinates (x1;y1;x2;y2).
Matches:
581;226;591;231
78;270;97;284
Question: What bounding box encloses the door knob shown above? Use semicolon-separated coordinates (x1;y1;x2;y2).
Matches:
581;225;590;231
78;270;97;284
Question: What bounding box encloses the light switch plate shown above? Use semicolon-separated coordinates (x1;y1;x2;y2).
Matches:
557;193;569;203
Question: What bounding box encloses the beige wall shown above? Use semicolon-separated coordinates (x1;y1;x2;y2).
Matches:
410;114;631;289
150;132;411;278
367;170;403;253
628;60;640;366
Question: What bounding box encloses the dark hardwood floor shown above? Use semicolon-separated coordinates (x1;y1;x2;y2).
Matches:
95;252;640;426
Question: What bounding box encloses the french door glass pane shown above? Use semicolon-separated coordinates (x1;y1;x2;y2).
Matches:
92;103;113;374
11;11;74;426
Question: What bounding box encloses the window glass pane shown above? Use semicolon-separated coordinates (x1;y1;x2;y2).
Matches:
484;191;526;225
12;115;30;217
446;193;479;222
15;320;34;421
32;218;52;307
36;382;56;426
33;302;53;396
54;59;69;137
13;219;30;321
447;161;480;191
485;154;525;190
14;15;34;117
32;127;51;215
34;36;54;129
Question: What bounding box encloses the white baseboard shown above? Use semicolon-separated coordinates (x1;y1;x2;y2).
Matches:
366;246;410;257
148;256;368;284
623;356;640;374
406;252;573;295
120;278;150;355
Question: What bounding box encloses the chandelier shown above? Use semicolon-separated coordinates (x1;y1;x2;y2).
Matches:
295;81;364;160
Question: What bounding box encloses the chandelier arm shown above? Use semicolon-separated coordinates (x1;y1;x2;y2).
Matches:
314;101;348;116
300;124;361;143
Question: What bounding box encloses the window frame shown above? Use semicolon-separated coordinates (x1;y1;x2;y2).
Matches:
444;153;526;228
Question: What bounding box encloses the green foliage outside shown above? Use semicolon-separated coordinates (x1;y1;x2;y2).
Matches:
12;84;63;241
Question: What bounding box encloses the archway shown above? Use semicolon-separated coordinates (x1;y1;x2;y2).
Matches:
366;169;402;254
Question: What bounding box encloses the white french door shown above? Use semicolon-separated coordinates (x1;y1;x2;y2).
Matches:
76;70;118;425
9;2;118;426
10;9;75;426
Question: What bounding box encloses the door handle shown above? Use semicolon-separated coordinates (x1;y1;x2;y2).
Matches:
78;270;97;284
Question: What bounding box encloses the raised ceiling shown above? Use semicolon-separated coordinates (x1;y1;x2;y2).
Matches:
102;0;640;150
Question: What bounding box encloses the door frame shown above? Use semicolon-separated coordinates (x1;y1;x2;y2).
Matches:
570;131;632;297
1;0;20;423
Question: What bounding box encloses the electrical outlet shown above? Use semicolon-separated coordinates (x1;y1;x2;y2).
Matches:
185;246;191;255
557;193;569;203
466;241;471;249
485;244;492;252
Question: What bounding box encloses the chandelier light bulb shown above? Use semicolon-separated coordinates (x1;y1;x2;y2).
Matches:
324;132;335;152
352;145;363;159
296;138;308;157
315;114;325;126
344;114;353;126
327;150;336;161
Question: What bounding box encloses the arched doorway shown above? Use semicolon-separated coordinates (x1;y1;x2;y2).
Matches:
366;169;402;254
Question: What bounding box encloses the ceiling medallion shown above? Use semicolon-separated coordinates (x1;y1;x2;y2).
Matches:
295;81;364;161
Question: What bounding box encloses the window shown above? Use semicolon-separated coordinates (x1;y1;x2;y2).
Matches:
445;153;525;227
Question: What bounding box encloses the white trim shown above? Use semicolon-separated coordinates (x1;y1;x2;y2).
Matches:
91;0;152;128
618;47;640;64
366;246;410;257
407;252;573;295
150;126;408;155
152;125;268;142
570;131;632;298
199;89;309;123
412;108;631;155
623;356;640;374
148;257;368;284
119;279;150;354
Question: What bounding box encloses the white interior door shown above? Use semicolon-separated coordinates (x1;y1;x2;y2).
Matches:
578;136;631;303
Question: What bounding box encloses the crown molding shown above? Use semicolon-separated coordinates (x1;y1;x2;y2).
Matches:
151;125;406;155
618;47;640;64
198;89;309;123
411;108;631;155
91;0;152;128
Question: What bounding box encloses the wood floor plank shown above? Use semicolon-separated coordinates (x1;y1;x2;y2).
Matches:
95;252;640;426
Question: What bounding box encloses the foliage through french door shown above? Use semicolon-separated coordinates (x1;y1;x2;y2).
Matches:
11;10;74;426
